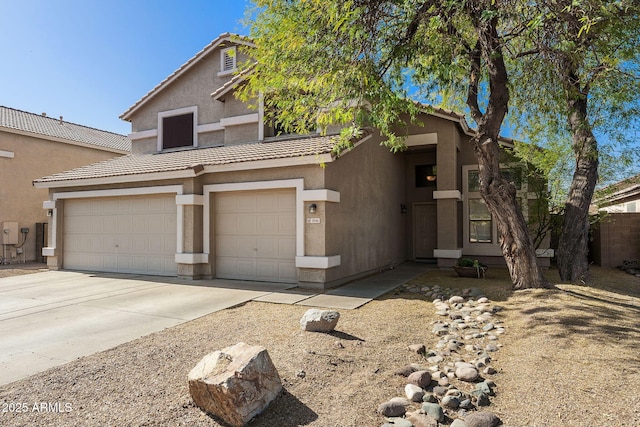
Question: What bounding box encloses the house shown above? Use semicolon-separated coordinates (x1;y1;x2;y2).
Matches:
590;173;640;267
0;106;130;264
592;173;640;213
33;33;552;288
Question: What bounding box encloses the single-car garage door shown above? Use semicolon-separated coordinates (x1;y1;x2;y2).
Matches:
215;189;296;283
63;195;177;276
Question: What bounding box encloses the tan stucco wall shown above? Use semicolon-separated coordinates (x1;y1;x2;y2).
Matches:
127;43;255;154
224;123;259;145
321;132;407;284
0;131;124;262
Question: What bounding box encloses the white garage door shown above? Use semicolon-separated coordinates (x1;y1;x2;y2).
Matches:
215;189;296;283
63;195;177;276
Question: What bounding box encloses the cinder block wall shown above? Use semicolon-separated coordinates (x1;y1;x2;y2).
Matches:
591;214;640;267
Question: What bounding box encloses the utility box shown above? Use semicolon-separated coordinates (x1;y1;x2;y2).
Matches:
1;221;19;245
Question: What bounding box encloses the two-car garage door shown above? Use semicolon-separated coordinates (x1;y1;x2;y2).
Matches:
63;195;177;276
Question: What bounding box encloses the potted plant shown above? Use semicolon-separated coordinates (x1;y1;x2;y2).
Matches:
453;258;488;278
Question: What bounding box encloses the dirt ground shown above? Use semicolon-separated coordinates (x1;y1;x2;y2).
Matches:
0;264;638;426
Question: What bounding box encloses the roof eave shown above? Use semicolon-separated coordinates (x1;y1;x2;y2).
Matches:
33;152;336;189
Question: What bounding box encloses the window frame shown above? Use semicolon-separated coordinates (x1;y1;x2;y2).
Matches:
218;46;237;76
462;163;531;255
157;106;198;151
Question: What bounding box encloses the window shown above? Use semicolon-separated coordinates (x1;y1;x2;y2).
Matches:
220;47;236;74
158;106;197;151
415;165;437;187
162;113;193;149
463;163;531;247
469;199;492;243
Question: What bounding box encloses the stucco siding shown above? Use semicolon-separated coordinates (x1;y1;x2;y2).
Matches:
323;132;407;283
0;132;124;262
224;123;259;145
127;46;252;141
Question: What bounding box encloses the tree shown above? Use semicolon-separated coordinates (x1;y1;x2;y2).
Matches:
509;0;640;282
239;0;552;289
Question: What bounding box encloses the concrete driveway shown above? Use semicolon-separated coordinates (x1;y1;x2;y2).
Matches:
0;270;293;385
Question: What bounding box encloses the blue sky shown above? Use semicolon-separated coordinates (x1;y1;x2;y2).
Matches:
0;0;251;135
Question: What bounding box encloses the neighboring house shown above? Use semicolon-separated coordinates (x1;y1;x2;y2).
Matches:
0;106;130;264
590;173;640;267
33;33;552;288
592;173;640;213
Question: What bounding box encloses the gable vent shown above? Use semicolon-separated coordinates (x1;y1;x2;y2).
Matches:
222;47;236;72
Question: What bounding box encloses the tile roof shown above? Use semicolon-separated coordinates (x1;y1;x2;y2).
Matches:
1;106;131;153
34;134;339;184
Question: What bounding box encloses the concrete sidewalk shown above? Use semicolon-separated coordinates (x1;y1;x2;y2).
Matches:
256;262;431;309
0;263;430;385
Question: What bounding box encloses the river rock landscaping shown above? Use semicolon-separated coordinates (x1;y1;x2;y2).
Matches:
378;285;505;426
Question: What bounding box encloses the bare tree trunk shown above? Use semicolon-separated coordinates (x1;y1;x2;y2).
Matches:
467;3;552;289
557;95;598;282
474;133;552;289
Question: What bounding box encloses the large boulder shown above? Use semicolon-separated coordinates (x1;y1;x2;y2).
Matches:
188;342;282;427
300;308;340;332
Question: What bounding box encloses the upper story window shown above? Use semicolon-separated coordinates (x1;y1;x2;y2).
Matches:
158;106;197;151
415;165;437;187
219;47;237;75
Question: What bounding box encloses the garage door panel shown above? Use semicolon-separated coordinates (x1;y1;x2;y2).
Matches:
63;195;176;276
256;261;276;278
256;215;278;234
214;189;296;283
68;199;91;216
256;238;276;255
278;262;297;281
130;256;148;271
278;238;296;258
256;193;278;211
278;192;296;209
215;258;236;276
116;216;133;234
236;237;258;257
131;237;148;253
279;215;296;234
132;215;149;233
102;254;118;270
100;198;119;214
235;215;256;234
216;213;239;234
236;194;257;211
103;216;117;233
215;235;237;257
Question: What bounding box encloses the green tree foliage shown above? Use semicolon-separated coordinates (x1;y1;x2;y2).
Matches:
239;0;554;289
507;0;640;282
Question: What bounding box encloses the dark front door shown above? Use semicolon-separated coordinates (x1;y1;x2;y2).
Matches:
414;203;437;259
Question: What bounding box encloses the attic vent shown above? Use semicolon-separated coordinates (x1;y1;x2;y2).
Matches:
221;47;236;73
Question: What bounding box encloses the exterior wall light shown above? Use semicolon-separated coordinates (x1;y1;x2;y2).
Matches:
309;203;317;214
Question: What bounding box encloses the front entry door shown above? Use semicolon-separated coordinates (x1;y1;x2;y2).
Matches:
414;203;437;259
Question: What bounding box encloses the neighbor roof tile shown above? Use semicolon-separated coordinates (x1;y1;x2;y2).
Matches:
1;106;131;152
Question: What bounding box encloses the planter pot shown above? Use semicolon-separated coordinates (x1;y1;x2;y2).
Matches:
453;265;487;279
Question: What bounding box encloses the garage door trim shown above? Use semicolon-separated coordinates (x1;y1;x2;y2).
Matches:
46;185;183;261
